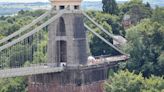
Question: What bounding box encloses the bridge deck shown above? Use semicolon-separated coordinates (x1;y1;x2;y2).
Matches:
0;55;128;78
0;66;64;78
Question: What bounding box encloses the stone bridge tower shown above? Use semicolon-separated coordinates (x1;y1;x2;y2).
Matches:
47;0;88;67
28;0;110;92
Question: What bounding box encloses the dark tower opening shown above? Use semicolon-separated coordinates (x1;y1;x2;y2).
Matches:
56;41;67;63
74;5;80;10
57;17;66;36
59;5;65;10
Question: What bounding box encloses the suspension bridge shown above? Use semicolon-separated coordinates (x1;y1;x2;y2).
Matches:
0;0;129;91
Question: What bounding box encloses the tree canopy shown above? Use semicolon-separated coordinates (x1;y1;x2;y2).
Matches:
86;11;124;56
119;0;152;24
105;70;164;92
125;19;164;77
102;0;119;15
0;9;46;92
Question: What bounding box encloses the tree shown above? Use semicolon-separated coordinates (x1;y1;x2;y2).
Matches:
0;77;27;92
143;76;164;92
102;0;119;15
119;0;152;24
158;52;164;67
124;19;164;77
105;70;164;92
0;9;47;92
86;11;124;56
152;7;164;25
145;2;151;9
105;70;144;92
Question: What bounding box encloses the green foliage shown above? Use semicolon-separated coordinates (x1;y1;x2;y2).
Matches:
33;31;48;64
119;0;152;24
125;19;164;77
105;70;144;92
143;76;164;92
0;9;45;38
152;7;164;25
18;9;45;18
0;21;12;36
0;10;46;92
86;11;124;56
102;0;119;15
105;70;164;92
0;77;27;92
158;52;164;66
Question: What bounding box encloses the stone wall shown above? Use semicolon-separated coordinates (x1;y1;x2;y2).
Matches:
28;64;114;92
28;81;104;92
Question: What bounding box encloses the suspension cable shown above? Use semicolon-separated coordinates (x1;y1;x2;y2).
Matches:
0;11;64;52
0;10;53;45
82;12;122;43
84;23;127;55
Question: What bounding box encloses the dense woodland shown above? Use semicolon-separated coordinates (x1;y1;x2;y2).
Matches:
0;0;164;91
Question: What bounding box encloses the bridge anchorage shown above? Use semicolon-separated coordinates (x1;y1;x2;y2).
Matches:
0;0;129;92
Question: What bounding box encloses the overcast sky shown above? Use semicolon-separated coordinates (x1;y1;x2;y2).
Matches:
0;0;128;3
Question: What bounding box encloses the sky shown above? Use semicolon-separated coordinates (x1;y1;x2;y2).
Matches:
0;0;128;3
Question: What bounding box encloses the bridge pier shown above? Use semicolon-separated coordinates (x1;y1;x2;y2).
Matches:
28;64;117;92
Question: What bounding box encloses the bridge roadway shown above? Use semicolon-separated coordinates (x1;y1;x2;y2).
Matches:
0;55;128;78
0;66;64;78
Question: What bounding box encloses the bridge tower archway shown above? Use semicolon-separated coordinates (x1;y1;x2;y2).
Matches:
56;40;67;64
56;17;67;66
56;17;66;36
